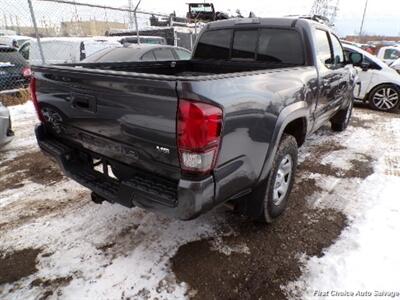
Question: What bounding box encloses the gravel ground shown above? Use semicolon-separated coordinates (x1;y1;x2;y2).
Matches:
0;102;399;300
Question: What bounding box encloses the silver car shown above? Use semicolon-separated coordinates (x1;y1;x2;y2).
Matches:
0;101;13;146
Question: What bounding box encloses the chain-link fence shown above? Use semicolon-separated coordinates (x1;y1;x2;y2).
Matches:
0;0;199;94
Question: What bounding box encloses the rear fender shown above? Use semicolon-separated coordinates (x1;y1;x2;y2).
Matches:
257;101;309;184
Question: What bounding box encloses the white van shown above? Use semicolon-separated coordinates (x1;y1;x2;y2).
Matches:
390;58;400;73
18;37;121;64
376;46;400;65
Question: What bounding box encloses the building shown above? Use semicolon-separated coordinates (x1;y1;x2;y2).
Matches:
61;20;128;37
0;29;17;36
3;26;57;37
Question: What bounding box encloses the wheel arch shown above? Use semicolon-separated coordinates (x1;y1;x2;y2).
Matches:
257;101;308;185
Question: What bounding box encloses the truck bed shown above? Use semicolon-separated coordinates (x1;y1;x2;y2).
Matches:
59;59;303;79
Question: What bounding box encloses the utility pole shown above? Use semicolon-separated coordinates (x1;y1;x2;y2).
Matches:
359;0;369;39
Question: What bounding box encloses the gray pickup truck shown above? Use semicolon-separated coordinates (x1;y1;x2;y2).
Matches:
32;17;359;222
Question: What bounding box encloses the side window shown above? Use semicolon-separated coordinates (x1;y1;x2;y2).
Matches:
344;49;381;70
174;49;191;60
330;34;345;66
19;43;30;60
153;48;175;61
193;29;232;59
384;49;400;60
141;51;156;61
315;30;332;67
232;30;257;60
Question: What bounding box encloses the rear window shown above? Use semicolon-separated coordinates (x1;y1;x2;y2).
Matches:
153;48;175;61
0;48;27;66
83;48;139;63
194;29;232;59
194;28;304;65
232;30;258;60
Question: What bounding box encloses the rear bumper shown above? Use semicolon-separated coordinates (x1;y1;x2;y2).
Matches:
35;124;215;220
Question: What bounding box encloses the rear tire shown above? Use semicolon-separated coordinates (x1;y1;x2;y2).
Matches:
330;98;353;132
250;134;298;223
368;84;400;112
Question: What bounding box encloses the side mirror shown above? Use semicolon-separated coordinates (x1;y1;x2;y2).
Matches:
349;52;363;65
361;62;370;72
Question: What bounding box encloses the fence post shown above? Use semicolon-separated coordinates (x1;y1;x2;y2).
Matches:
133;0;142;45
27;0;46;64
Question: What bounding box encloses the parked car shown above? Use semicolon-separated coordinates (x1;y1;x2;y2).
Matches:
112;36;167;46
376;46;400;65
0;45;31;92
83;44;191;63
19;37;121;65
0;101;13;147
344;44;400;112
32;17;358;222
390;58;400;74
0;35;32;48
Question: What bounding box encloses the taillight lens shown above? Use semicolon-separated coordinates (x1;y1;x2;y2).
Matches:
29;77;45;123
177;99;223;174
22;67;32;78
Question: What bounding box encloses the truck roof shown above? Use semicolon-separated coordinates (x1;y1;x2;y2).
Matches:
204;17;329;31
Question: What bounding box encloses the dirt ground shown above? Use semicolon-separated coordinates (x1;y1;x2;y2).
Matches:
0;104;399;300
0;150;64;193
171;138;376;300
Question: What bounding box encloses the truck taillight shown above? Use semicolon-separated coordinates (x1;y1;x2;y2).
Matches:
177;99;223;174
29;77;45;123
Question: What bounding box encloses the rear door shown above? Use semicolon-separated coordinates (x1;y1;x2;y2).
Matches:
35;67;180;179
313;29;349;126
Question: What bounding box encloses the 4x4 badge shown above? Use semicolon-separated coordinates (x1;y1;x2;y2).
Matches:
156;146;170;155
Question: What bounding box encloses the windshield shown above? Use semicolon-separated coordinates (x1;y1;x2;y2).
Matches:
122;37;166;45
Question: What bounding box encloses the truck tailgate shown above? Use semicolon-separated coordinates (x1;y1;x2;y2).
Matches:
33;66;180;180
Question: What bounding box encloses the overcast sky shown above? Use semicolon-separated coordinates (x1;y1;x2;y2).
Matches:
106;0;400;36
2;0;400;37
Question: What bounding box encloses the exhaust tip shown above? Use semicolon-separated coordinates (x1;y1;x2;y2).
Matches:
91;192;105;205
